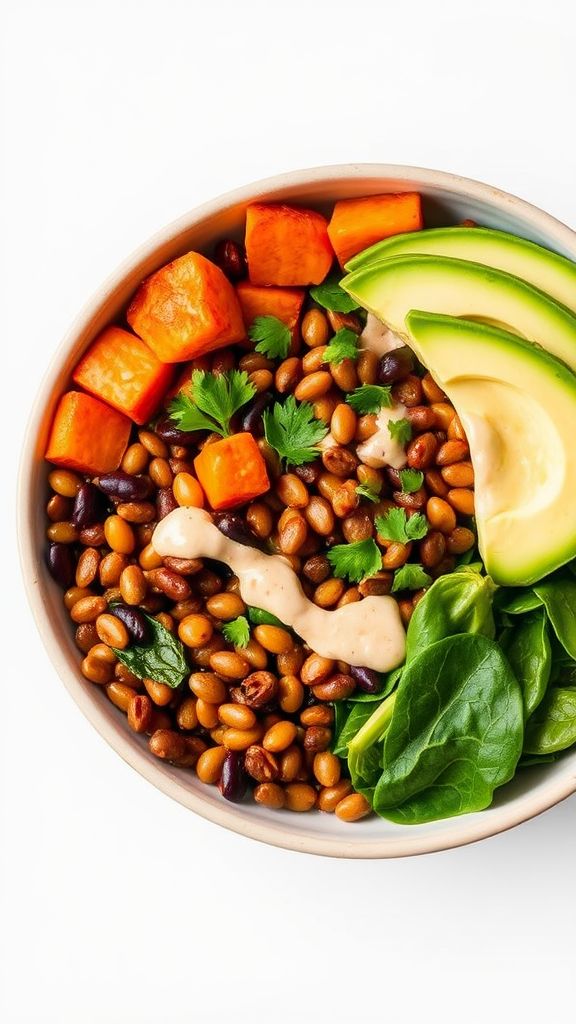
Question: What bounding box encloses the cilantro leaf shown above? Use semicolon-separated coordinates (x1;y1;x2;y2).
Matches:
326;538;382;583
322;328;359;365
399;469;424;493
222;615;250;648
346;385;393;414
248;315;291;360
263;396;328;466
375;507;429;543
391;563;432;593
355;483;381;503
387;417;412;445
168;370;256;437
247;607;286;628
309;274;360;313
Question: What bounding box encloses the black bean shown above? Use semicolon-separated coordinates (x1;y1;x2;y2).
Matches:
46;543;75;589
155;416;199;446
350;665;384;695
213;513;256;547
377;346;415;385
97;472;152;502
72;482;104;529
156;487;178;520
241;391;273;437
110;603;150;645
219;752;247;802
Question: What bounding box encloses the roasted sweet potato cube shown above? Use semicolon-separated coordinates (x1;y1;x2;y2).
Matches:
236;282;305;339
245;203;334;286
194;432;270;510
45;391;131;475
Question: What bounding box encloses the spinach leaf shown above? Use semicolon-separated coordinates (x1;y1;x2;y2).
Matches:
372;635;524;824
113;614;188;688
333;701;378;757
406;568;495;661
518;752;560;768
523;687;576;755
347;693;397;800
495;588;543;615
499;608;551;719
533;578;576;660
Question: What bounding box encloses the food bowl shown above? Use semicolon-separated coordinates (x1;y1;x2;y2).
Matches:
18;164;576;858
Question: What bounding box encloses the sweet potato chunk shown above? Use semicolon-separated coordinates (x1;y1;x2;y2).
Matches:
236;282;305;339
245;203;334;286
45;391;131;475
328;192;423;266
127;251;245;363
194;432;270;510
73;326;173;425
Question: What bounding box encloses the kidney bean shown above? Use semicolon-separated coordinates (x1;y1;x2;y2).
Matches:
98;472;152;502
213;238;247;281
72;482;104;529
377;347;414;384
219;751;247;802
241;391;273;436
46;542;75;588
213;512;256;547
294;463;321;486
350;665;384;695
110;603;150;644
155;416;199;446
156;487;178;520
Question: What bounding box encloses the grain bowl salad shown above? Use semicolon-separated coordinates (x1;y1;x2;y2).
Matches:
43;192;576;824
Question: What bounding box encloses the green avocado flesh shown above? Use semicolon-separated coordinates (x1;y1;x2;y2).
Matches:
405;312;576;586
344;227;576;314
341;254;576;372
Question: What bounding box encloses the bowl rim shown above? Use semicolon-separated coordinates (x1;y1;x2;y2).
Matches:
18;162;576;859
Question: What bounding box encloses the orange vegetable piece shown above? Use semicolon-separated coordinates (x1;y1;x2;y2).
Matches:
73;326;174;425
236;282;305;339
245;203;334;287
194;432;270;510
45;391;131;476
127;251;245;363
328;193;423;266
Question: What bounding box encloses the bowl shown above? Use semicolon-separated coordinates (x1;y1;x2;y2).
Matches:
18;164;576;858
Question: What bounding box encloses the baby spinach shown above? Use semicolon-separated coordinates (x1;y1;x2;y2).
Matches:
500;608;551;719
333;701;379;757
523;687;576;755
406;568;495;661
533;578;576;660
372;635;524;823
496;588;543;615
113;614;188;688
348;693;397;800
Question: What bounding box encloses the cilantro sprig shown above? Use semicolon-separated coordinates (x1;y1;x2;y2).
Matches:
387;417;412;445
355;483;381;504
326;538;382;583
309;274;360;313
222;616;250;648
391;564;432;593
263;396;328;466
375;507;429;543
322;328;359;365
346;385;393;414
248;315;291;360
168;370;256;437
399;469;424;493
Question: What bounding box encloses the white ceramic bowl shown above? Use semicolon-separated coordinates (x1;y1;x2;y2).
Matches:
19;164;576;858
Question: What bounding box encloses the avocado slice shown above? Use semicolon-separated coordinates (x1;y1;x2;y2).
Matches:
406;311;576;586
344;227;576;314
341;254;576;372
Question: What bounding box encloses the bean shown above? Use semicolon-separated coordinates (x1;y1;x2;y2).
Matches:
156;487;179;520
317;471;342;503
116;501;156;524
301;654;335;686
178;613;213;648
254;783;285;809
358;573;392;597
110;603;150;644
155;612;174;632
115;663;140;687
350;665;383;694
406;432;438;469
121;442;149;475
97;472;150;502
300;705;333;726
431;402;456;431
398;597;414;625
138;430;168;458
237;638;267;670
294;371;332;402
393;486;427;511
117;564;146;606
355;413;378;441
194;636;226;667
257;438;282;480
104;515;135;555
275;356;301;394
321;446;358;478
210;651;250;679
218;703;257;730
357;349;378;385
127;694;153;734
232;671;278;708
253;625;293;655
143;678;173;707
448;414;467;441
447;488;475;516
189;672;227;704
139;543;163;571
244;744;279;782
285;783;316;812
97;552;127;588
79;522;106;546
106;681;137;712
246;501;273;539
313;391;340;423
276;473;309;509
64;586;92;610
222;726;263;751
241;390;273;436
420;530;447;569
314;577;345;608
330;403;357;445
377;346;414;384
147;567;191;602
75;622;99;653
149;729;187;762
278;512;308;555
81;655;114;684
196;698;220;729
436;439;469;466
90;642;117;665
152;418;197;447
424;469;450;498
304;496;334;536
441;461;474;487
70;596;107;623
48;469;82;497
382;541;411;570
205;592;246;620
426;496;457;534
330;358;359;392
96;613;129;649
302;346;327;374
313;751;341;787
276;674;303;714
46;494;72;522
312;673;355;701
318;780;353;813
170;471;204;509
278;746;303;783
176;696;198;731
46;542;75;588
337;587;361;607
214;238;247;281
422;373;446;403
447;526;476;555
342;509;373;543
335;793;372;822
302;554;330;584
406;405;437;432
302;308;330;348
263;720;298;753
213;512;255;547
196;745;227;785
277;645;304;676
303;725;332;752
46;521;78;544
393;374;423;407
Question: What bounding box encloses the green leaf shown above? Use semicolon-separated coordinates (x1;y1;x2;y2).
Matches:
347;692;397;800
524;687;576;755
387;417;412;445
326;538;383;583
322;328;359;364
499;609;551;719
373;635;524;823
333;701;377;757
113;614;188;688
533;578;576;660
222;615;250;648
247;606;285;628
375;507;428;543
263;396;328;466
495;588;543;615
399;469;424;493
406;569;495;661
355;483;380;504
248;315;291;360
309;274;360;313
391;563;432;593
345;385;393;414
168;369;256;437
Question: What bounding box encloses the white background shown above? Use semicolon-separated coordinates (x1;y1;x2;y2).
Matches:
2;1;575;1021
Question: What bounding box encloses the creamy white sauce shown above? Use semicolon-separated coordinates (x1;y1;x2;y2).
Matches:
152;507;406;672
356;403;409;470
360;313;405;356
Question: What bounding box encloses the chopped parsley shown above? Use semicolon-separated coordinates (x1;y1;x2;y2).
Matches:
391;564;432;593
326;538;382;583
248;315;291;360
345;385;393;414
168;369;256;437
263;396;328;466
322;328;359;365
375;507;429;543
222;615;250;647
399;469;424;493
387;417;412;445
309;274;360;313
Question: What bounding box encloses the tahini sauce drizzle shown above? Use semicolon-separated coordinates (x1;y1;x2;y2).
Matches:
152;507;406;673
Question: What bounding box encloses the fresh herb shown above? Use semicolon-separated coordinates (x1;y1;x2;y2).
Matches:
399;469;424;493
248;315;291;360
247;606;285;628
391;563;432;593
375;507;428;543
355;483;380;504
322;328;359;364
326;538;382;583
168;369;256;437
524;687;576;755
113;614;188;688
309;274;360;313
346;385;393;414
222;615;250;648
263;396;328;466
387;417;412;445
500;609;551;719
